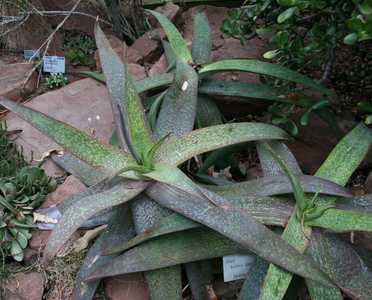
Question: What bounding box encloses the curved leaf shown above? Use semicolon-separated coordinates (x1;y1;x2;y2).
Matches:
88;227;247;281
42;179;147;262
199;59;332;96
0;97;137;179
256;141;302;177
199;80;294;104
146;9;192;63
155;122;288;165
191;12;212;65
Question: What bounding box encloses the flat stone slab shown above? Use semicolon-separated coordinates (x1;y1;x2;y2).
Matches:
5;78;114;177
0;63;37;101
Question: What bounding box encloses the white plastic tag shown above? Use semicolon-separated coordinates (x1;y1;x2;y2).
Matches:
223;254;255;282
24;49;40;60
43;56;65;74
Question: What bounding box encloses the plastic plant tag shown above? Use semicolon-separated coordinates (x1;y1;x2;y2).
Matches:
43;56;65;74
24;49;40;60
223;254;255;282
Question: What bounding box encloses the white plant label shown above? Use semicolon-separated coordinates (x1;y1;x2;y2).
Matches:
223;254;255;282
24;49;40;60
43;56;65;74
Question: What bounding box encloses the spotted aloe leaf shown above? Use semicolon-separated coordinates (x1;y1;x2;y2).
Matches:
103;193;293;255
307;209;372;232
191;12;212;65
72;205;134;300
88;227;249;281
145;181;334;287
146;9;193;63
208;175;351;198
43;179;147;262
155;61;199;139
259;123;372;300
155;122;289;165
257;142;312;300
196;96;224;128
256;141;302;177
307;229;372;300
95;24;154;155
199;80;294;104
0;97;136;179
199;60;333;96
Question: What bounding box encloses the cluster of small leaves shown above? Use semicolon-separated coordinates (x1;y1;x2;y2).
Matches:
1;10;372;300
64;31;97;66
0;123;57;261
222;0;372;70
46;73;69;89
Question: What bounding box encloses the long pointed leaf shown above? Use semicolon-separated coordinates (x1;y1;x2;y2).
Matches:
73;205;134;300
208;175;351;198
199;80;294;104
308;209;372;232
88;227;248;280
307;229;372;300
155;122;288;165
95;24;154;155
145;182;334;287
146;10;192;63
43;179;147;262
0;97;137;178
191;12;212;65
199;60;332;96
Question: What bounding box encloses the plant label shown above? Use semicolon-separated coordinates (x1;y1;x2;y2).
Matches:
44;56;65;74
24;49;40;60
223;254;255;282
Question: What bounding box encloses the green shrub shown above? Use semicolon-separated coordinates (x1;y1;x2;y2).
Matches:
222;0;372;70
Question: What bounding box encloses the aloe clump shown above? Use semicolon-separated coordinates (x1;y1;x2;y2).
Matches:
1;10;372;300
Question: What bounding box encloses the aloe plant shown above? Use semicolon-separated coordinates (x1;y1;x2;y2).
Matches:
1;10;372;300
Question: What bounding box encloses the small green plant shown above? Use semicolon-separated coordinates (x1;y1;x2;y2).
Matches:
0;123;57;262
64;31;96;66
1;11;371;300
46;73;68;89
